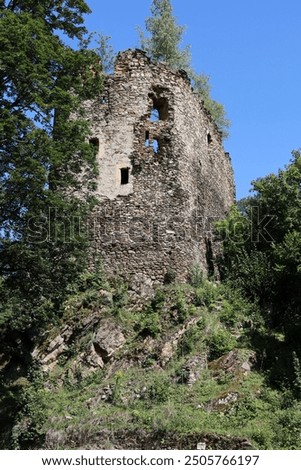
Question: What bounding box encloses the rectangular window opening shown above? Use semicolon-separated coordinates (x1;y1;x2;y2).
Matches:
207;133;213;145
120;167;129;185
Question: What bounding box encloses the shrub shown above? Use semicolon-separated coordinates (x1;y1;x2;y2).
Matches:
189;264;204;288
207;329;237;360
10;374;48;449
112;279;129;311
274;404;301;449
148;376;172;404
111;371;125;406
151;289;166;310
194;281;220;308
174;291;196;323
178;323;206;356
137;309;162;338
219;300;240;328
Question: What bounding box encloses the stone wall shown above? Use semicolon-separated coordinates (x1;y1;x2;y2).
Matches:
86;49;234;287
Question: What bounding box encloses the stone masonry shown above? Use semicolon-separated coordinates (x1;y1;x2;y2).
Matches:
86;49;234;288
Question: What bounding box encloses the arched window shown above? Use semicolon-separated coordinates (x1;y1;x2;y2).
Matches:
148;93;169;121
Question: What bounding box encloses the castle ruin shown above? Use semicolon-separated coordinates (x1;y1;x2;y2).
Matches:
86;49;234;289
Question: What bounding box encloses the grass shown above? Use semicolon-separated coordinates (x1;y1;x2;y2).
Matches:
38;359;300;449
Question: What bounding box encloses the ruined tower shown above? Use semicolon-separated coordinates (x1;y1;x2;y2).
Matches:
86;49;234;289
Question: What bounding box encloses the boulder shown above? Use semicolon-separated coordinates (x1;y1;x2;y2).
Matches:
83;344;105;369
93;320;126;362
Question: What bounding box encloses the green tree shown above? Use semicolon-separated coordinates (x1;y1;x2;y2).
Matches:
191;72;230;139
138;0;230;137
95;34;116;74
217;151;301;339
0;0;103;333
138;0;190;70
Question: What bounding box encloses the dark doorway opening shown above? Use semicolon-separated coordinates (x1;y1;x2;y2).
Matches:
120;167;129;185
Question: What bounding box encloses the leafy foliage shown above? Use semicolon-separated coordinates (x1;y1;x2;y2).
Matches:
217;151;301;391
137;308;162;338
206;329;237;360
189;263;204;288
138;0;190;70
0;1;104;447
190;72;230;138
217;151;301;335
0;1;103;333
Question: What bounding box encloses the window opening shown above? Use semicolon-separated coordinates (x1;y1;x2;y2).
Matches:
150;108;160;122
148;92;169;121
89;137;99;150
207;133;213;145
152;139;159;154
120;167;129;185
145;130;150;147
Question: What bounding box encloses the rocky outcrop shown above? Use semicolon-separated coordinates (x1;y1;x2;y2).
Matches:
181;354;207;386
93;320;125;363
209;349;255;377
203;392;239;412
159;317;199;366
31;317;126;374
32;326;73;372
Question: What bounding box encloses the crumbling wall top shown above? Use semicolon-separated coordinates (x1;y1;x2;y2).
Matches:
114;48;191;86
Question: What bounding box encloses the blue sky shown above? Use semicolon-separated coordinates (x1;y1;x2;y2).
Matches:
84;0;301;200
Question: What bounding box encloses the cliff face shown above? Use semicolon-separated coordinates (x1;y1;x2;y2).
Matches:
86;49;234;287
